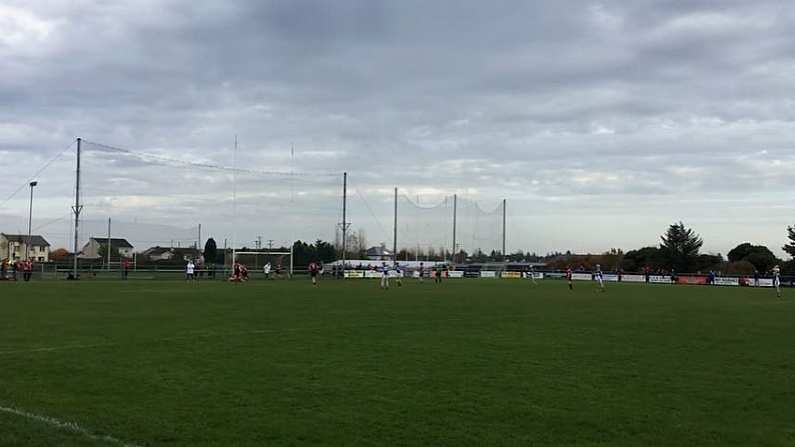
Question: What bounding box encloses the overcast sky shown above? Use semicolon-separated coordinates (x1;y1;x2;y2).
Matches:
1;1;794;257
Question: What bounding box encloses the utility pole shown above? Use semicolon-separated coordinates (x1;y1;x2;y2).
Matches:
198;223;202;251
452;194;457;265
393;187;398;265
339;172;350;276
107;217;111;270
72;138;83;279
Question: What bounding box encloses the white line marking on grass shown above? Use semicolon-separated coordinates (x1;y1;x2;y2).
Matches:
0;405;144;447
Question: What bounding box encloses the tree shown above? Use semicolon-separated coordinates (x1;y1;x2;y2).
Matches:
601;248;624;271
726;260;756;275
49;248;71;261
622;246;662;272
784;225;795;259
728;242;778;272
728;243;754;263
659;222;703;272
315;239;336;263
204;238;217;264
695;253;724;272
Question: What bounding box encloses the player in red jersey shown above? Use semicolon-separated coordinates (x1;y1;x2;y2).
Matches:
308;261;320;286
566;267;573;290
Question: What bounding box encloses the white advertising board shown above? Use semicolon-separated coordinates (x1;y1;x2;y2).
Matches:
621;274;646;283
757;278;774;287
649;275;673;284
713;277;739;286
480;271;497;278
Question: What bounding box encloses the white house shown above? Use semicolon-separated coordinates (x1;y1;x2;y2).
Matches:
80;238;134;259
141;246;201;262
0;233;51;262
366;244;393;261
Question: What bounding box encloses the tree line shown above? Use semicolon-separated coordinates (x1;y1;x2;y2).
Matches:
545;222;795;275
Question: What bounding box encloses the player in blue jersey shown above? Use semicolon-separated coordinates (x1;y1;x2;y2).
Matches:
594;264;605;292
380;262;390;289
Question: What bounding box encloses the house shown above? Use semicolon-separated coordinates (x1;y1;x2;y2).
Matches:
80;238;134;259
0;233;51;262
141;246;201;262
141;246;174;261
366;244;393;261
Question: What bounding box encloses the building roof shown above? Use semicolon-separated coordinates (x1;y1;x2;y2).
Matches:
89;237;133;248
366;245;392;256
142;246;200;258
1;233;50;247
142;246;171;256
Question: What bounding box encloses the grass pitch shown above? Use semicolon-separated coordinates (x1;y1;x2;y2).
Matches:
0;279;793;446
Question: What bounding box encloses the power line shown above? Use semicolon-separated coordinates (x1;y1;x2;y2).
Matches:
81;140;341;178
352;187;390;241
0;140;76;210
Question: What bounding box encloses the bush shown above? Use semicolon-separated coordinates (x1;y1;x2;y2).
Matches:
725;260;755;275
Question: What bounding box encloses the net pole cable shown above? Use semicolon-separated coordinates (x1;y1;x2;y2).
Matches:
68;138;342;275
394;193;503;263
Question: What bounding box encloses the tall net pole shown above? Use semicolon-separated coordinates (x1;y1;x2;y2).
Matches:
231;135;238;270
107;217;111;270
341;172;348;274
72;138;82;278
393;187;398;265
452;194;457;265
502;199;507;257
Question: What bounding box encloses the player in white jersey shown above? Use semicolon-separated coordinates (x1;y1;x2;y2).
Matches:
772;265;781;298
594;264;605;292
527;265;537;286
186;260;195;281
380;262;390;289
263;262;272;280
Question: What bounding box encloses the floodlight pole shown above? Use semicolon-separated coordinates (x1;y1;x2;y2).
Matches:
26;181;37;261
393;187;398;265
72;138;83;278
452;194;457;265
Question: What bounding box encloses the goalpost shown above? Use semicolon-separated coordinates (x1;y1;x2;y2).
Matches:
233;249;294;277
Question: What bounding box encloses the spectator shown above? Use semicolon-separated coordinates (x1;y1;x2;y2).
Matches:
23;259;33;282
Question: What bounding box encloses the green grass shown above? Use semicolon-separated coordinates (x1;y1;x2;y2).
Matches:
0;279;793;446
